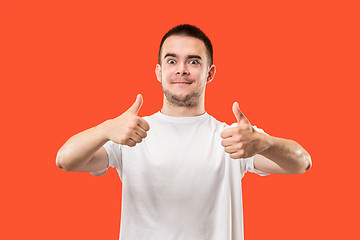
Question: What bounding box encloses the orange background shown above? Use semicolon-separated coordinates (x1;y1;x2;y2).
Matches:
1;0;359;239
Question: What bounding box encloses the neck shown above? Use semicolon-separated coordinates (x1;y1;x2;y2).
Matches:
160;95;206;117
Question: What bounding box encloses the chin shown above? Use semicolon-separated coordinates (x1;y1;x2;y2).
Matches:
164;91;202;108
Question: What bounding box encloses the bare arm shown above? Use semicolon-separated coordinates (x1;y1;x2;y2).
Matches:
56;94;150;175
254;135;311;174
56;124;110;173
221;102;311;175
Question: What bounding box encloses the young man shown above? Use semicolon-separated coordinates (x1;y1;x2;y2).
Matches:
56;24;311;240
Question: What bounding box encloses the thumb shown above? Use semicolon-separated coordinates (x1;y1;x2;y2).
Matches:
232;102;248;125
127;94;143;115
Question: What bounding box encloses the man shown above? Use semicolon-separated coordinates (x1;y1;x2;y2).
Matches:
56;24;311;240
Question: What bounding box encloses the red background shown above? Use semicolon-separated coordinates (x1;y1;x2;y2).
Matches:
1;0;359;239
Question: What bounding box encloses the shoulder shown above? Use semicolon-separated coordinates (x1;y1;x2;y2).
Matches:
207;114;230;129
142;112;160;123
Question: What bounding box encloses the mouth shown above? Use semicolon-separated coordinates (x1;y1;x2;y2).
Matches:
172;82;192;85
171;79;193;85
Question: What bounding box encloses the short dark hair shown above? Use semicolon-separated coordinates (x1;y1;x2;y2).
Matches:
158;24;213;66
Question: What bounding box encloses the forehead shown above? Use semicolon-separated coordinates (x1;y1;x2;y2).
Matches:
161;35;207;58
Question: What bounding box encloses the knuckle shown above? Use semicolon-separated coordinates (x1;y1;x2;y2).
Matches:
135;117;142;124
234;135;242;142
238;149;245;157
127;140;136;147
128;122;137;129
144;122;150;131
124;132;131;139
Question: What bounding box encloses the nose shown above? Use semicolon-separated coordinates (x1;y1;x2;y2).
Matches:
175;64;189;76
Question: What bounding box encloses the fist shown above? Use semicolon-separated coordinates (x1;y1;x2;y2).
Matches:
220;102;265;159
105;94;150;147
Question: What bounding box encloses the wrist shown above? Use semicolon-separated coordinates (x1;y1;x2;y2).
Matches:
256;132;273;155
95;119;112;142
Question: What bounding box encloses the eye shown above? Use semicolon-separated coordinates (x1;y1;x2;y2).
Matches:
189;60;199;65
167;59;176;64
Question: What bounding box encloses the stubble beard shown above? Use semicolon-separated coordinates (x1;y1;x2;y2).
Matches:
161;82;204;108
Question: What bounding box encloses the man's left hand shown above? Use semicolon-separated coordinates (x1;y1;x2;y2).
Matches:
220;102;269;159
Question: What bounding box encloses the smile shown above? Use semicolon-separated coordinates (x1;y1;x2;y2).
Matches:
171;79;194;84
172;82;192;84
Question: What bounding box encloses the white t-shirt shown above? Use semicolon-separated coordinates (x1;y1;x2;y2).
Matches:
103;111;268;240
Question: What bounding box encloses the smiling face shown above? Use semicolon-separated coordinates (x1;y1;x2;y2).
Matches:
155;35;215;108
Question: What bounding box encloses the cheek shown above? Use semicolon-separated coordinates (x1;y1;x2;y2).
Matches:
161;66;173;78
197;68;208;82
162;71;172;81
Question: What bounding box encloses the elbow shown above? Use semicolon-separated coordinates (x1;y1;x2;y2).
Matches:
304;153;312;172
56;149;72;171
296;151;312;174
305;154;312;171
285;149;312;175
56;150;63;169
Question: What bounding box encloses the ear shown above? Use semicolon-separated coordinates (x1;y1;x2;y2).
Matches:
206;64;216;83
155;64;161;82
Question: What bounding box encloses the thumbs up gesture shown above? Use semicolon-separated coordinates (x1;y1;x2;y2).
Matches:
220;102;266;159
104;94;150;147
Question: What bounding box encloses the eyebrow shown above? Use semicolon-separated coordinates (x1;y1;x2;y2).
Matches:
164;53;177;59
188;55;202;60
164;53;202;60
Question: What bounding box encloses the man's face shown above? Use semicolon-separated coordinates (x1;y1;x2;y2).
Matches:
155;35;215;107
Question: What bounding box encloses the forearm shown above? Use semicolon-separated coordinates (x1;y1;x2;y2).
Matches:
56;95;149;172
56;120;110;171
259;134;312;174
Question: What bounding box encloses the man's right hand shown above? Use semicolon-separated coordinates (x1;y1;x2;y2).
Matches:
103;94;150;147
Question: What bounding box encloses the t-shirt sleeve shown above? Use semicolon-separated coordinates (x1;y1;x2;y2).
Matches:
89;141;122;177
245;125;270;176
228;123;270;176
103;140;122;169
240;156;270;176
